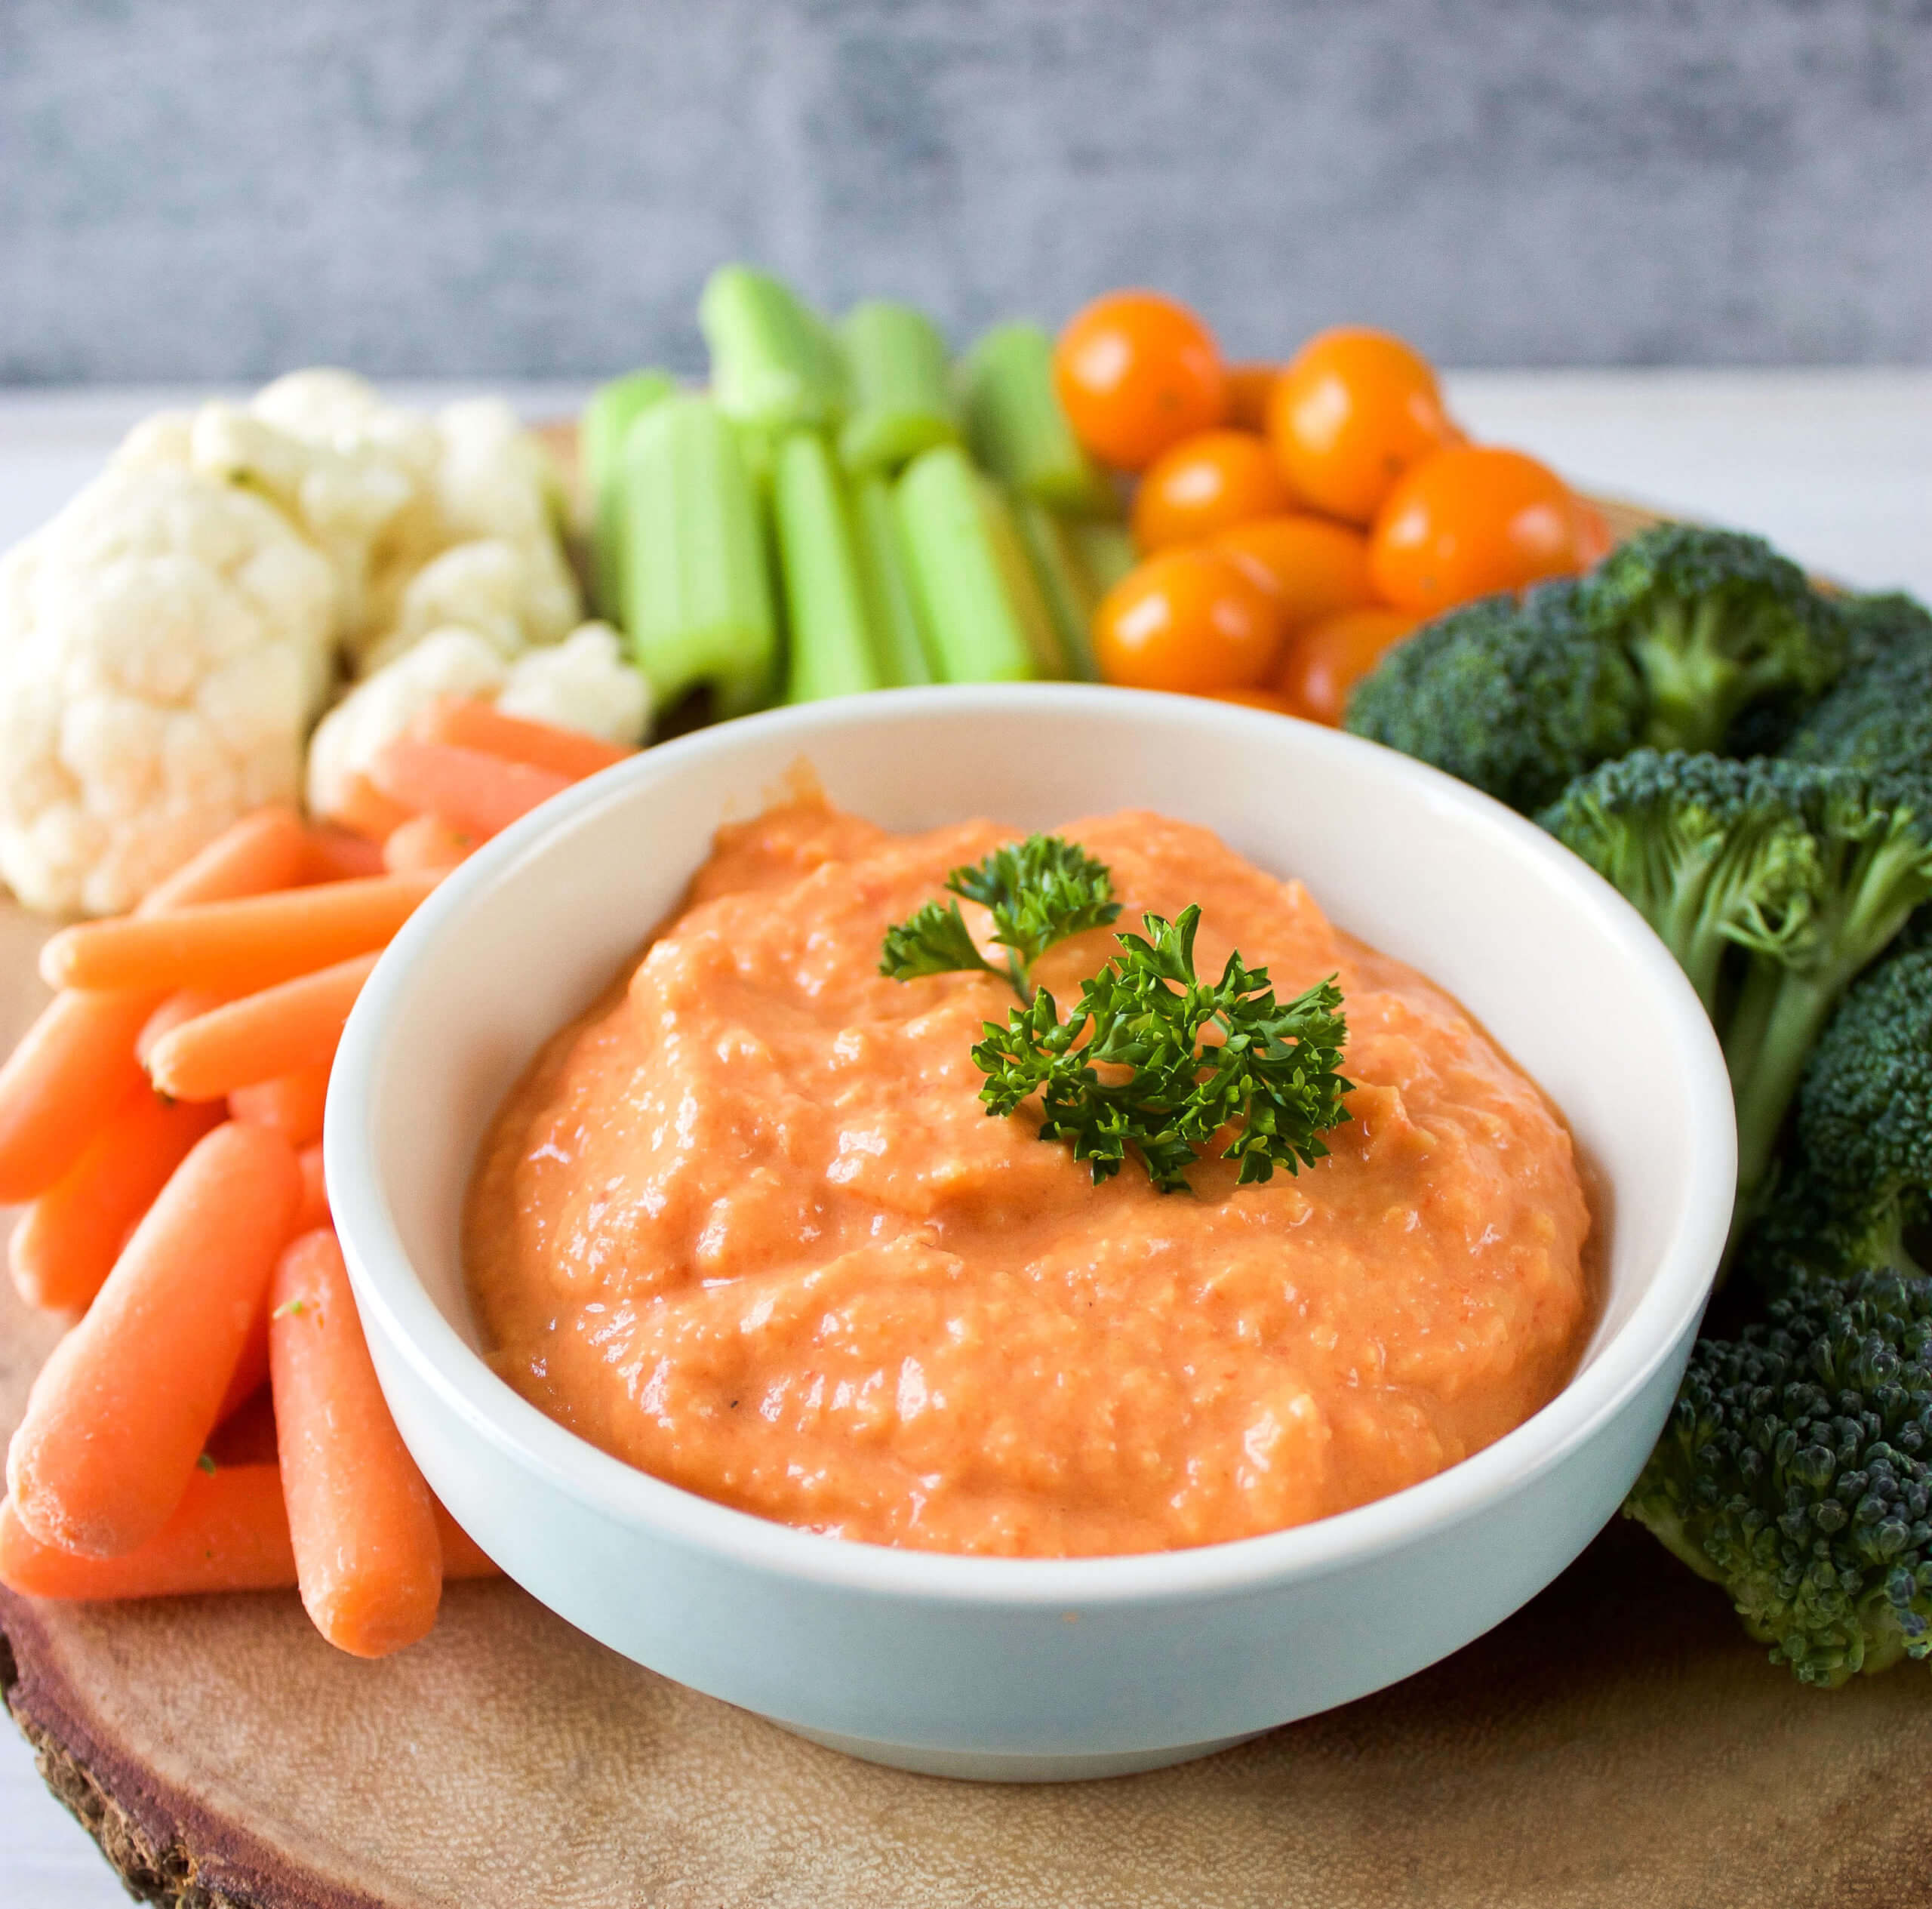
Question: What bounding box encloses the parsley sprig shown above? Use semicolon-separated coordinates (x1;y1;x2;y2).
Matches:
878;834;1121;1002
879;835;1352;1193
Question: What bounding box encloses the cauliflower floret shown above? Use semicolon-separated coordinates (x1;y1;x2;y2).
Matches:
304;621;650;824
185;404;419;646
0;464;336;916
497;624;650;746
432;399;580;649
358;539;535;675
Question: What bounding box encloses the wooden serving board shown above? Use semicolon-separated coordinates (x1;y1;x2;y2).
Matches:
4;488;1923;1908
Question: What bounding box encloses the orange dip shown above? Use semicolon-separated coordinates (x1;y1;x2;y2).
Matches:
466;802;1592;1557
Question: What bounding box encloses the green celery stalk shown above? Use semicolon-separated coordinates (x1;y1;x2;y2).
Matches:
582;371;675;621
1014;500;1103;682
958;322;1118;516
1065;518;1139;596
894;445;1062;685
850;474;935;685
620;393;779;717
772;433;885;704
837;301;960;476
977;478;1067;679
700;264;847;434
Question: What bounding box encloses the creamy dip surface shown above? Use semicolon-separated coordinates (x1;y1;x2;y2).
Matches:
466;802;1593;1558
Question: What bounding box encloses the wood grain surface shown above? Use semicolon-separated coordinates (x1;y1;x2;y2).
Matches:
3;489;1926;1908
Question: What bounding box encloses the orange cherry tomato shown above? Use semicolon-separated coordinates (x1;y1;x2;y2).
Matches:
1224;363;1281;433
1094;549;1285;694
1369;445;1580;613
1054;292;1227;471
1131;430;1297;553
1275;608;1421;726
1214;514;1377;633
1266;328;1451;525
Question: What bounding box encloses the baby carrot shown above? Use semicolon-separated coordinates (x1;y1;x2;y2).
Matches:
135;989;229;1072
331;771;418;845
0;1473;492;1600
209;1381;279;1468
303;824;387;883
0;1467;295;1600
5;1121;302;1557
0;997;152;1205
414;699;632;782
146;952;378;1101
294;1141;329;1234
271;1229;442;1656
40;873;438;996
9;1095;224;1313
368;739;570;843
0;810;309;1203
229;1064;331;1149
383;812;474;876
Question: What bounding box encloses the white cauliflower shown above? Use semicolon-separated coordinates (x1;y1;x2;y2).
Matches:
358;538;545;675
304;621;648;824
429;399;580;650
0;464;336;916
496;624;651;744
112;374;581;670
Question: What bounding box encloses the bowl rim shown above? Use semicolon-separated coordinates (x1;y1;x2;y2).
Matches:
328;682;1737;1609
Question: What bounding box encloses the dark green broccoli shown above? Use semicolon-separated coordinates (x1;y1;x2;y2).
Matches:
1343;583;1644;814
1536;750;1814;1015
1624;1270;1932;1686
1783;592;1932;781
1541;754;1932;1220
1742;934;1932;1295
1577;524;1845;756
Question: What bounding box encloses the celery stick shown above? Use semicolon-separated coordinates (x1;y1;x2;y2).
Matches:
894;446;1057;685
977;478;1067;679
851;474;935;686
837;301;960;476
1014;500;1103;682
700;265;847;434
620;394;779;716
583;371;675;621
959;322;1117;516
772;433;885;704
1065;517;1140;596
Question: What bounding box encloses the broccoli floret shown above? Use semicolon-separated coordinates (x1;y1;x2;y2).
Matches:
1537;750;1815;1015
1541;753;1932;1221
1783;592;1932;780
1743;934;1932;1294
1579;525;1844;756
1343;584;1644;814
1624;1270;1932;1686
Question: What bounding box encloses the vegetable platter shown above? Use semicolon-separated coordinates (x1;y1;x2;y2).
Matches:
0;474;1924;1908
9;267;1932;1898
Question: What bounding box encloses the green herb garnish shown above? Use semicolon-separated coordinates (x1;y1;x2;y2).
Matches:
881;835;1351;1192
879;834;1121;1002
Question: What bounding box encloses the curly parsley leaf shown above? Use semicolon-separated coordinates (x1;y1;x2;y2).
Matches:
878;899;995;982
973;904;1351;1192
878;833;1121;999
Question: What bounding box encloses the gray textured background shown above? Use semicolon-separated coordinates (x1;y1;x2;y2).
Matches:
4;0;1930;383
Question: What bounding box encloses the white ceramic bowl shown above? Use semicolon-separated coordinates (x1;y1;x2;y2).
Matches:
327;685;1734;1781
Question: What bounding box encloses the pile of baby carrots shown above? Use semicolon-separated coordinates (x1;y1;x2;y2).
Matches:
0;701;635;1656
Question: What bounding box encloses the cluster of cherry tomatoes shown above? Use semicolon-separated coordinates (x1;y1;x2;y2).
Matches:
1051;294;1608;722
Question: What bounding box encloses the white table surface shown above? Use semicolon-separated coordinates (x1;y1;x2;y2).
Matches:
2;369;1929;1906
